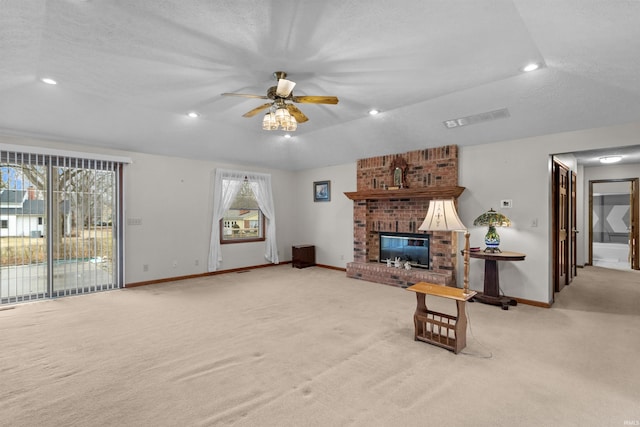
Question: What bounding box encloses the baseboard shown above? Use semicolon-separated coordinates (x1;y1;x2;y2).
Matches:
513;297;551;308
125;260;347;288
125;262;291;288
315;263;347;272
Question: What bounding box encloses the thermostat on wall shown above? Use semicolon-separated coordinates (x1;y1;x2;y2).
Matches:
501;199;512;208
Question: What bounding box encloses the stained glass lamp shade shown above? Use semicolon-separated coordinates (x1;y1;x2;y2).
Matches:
473;208;511;253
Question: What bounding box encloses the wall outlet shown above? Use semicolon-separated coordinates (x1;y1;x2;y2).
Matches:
501;199;513;208
143;264;149;272
531;218;538;227
127;217;143;226
194;259;199;266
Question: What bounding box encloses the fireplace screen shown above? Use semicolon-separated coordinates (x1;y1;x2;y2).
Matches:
379;232;429;269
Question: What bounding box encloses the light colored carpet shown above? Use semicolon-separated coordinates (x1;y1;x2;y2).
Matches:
1;265;639;426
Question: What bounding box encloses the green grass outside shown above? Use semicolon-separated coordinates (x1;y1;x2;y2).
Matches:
0;228;113;266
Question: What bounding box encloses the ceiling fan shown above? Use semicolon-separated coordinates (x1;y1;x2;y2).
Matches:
221;71;339;130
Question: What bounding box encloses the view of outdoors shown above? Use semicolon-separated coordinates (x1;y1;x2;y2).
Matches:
221;179;263;242
1;153;121;304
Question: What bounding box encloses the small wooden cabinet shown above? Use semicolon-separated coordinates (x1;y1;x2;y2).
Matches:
292;245;315;268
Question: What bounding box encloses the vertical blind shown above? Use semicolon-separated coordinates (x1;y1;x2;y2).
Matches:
1;148;125;304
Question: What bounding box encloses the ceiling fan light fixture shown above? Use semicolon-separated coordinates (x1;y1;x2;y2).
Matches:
275;107;290;122
262;112;278;130
223;71;337;131
276;79;296;97
263;106;297;131
275;107;296;129
284;116;297;131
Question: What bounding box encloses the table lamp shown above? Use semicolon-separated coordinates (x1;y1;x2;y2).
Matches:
473;208;511;253
418;199;470;295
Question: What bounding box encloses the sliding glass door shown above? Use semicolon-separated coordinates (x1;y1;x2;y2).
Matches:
1;150;124;304
0;153;48;302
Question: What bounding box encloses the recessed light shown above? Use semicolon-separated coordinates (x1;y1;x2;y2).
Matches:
523;63;539;72
284;134;292;139
599;156;622;164
369;109;379;115
187;111;200;118
41;78;57;85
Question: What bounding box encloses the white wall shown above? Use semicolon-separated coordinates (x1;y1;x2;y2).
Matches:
459;140;550;302
592;180;633;194
0;215;16;237
123;151;297;280
459;120;640;304
4;119;640;302
0;135;298;284
583;162;640;264
17;216;43;237
293;163;356;268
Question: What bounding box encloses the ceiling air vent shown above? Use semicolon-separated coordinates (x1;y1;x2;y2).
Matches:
443;108;510;129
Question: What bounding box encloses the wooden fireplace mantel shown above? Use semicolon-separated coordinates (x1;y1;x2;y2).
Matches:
344;186;465;201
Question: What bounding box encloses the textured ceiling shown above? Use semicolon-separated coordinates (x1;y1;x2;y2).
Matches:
1;0;640;170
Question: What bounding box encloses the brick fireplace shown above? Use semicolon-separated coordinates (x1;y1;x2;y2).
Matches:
345;145;464;288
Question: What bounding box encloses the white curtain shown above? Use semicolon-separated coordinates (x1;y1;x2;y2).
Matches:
208;168;279;271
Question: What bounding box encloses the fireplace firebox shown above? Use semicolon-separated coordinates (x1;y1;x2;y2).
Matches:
379;232;429;269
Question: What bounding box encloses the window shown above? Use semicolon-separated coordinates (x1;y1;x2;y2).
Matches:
209;168;278;272
220;178;265;243
1;220;7;229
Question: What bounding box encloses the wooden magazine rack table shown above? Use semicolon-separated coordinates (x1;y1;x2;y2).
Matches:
406;282;476;354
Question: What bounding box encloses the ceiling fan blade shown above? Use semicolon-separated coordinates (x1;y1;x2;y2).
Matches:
276;79;296;98
222;93;269;99
242;103;272;118
286;104;309;123
291;95;339;105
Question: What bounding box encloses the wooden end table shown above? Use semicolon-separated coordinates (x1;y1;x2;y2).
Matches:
406;282;477;354
465;250;526;310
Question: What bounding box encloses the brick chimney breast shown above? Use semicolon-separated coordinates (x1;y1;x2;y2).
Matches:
347;145;461;288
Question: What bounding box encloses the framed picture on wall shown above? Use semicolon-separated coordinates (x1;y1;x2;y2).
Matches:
313;180;331;202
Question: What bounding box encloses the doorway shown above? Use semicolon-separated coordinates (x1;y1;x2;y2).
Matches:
588;178;639;270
